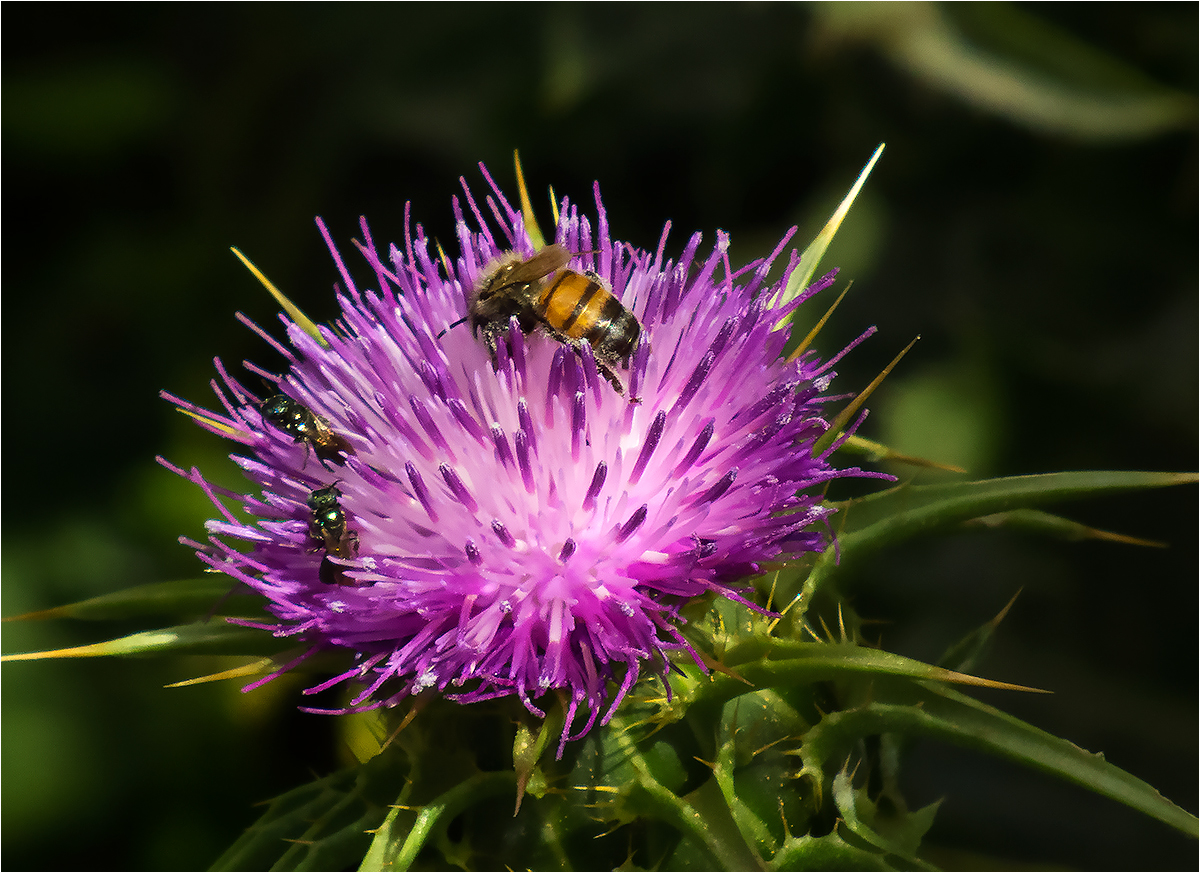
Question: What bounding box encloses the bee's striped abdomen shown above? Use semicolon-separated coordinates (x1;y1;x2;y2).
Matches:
541;272;602;336
540;272;639;354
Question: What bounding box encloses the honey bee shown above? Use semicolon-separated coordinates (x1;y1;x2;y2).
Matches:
259;394;354;467
468;244;642;395
307;484;358;585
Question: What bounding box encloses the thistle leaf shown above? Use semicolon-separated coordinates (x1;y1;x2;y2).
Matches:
964;507;1168;547
2;577;263;623
1;621;281;661
212;754;408;872
831;766;939;869
715;690;813;856
702;641;1044;698
360;770;516;872
798;685;1199;838
673;777;767;871
769;829;897;871
782;470;1197;616
577;712;764;871
839;470;1196;539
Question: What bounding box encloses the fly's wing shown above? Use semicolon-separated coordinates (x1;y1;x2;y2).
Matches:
502;244;571;287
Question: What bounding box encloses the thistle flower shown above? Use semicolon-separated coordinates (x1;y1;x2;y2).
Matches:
162;165;882;753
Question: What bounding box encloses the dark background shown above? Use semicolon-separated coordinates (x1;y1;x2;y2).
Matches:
3;3;1195;869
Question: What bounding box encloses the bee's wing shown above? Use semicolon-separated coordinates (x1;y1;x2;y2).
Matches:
504;244;571;285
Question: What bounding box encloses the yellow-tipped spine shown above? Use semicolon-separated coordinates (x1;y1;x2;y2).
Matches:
788;281;853;363
773;143;885;322
230;247;327;348
513;150;546;250
812;335;920;459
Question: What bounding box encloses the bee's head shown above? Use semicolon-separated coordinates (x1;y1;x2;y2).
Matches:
307;484;342;510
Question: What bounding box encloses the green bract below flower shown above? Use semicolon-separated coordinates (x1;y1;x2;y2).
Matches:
161;164;887;753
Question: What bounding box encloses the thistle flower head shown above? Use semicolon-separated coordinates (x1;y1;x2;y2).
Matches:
164;165;881;752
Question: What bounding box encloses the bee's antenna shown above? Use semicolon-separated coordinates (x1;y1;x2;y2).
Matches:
437;316;470;340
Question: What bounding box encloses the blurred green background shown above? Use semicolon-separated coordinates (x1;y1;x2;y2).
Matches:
3;3;1195;869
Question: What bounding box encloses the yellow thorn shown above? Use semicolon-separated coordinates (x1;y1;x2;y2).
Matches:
931;664;1050;694
0;629;182;661
753;735;798;758
379;691;433;754
770;587;810;630
779;797;792;838
435;239;453;279
1091;529;1169;548
817;614;836;643
4;605;71;622
616;715;653;734
1;643;108;662
837;601;847;642
634;719;669;742
175;406;252;440
513;150;545;250
548;184;560;228
840;433;968;473
165;658;274;687
693;756;718;771
696;649;754;686
230;247;327;348
991;588;1022;627
812;335;920;458
595;821;624;839
788;282;852;362
777;568;821;619
773;143;886;316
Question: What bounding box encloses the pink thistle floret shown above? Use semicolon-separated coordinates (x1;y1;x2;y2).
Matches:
164;166;884;752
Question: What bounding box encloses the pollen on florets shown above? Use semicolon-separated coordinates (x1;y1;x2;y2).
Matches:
161;164;885;754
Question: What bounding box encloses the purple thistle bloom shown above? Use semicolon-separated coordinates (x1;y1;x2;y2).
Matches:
162;165;882;753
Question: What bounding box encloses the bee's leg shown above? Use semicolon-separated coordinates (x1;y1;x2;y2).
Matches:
594;360;628;396
545;326;628;397
318;555;356;586
321;533;359;586
613;351;640;402
474;323;504;369
311;533;339;584
542;327;591;382
326;433;356;466
315;444;350;471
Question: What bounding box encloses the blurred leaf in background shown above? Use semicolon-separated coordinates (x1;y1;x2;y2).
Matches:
814;1;1195;141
